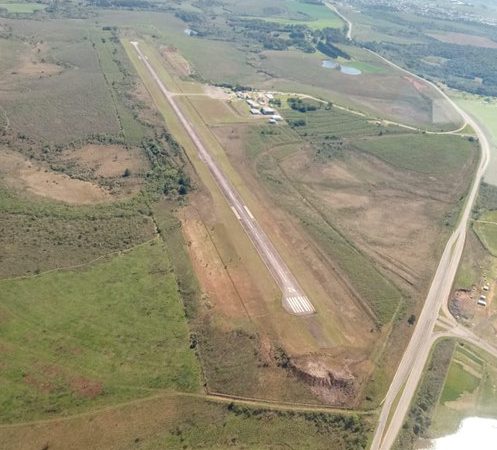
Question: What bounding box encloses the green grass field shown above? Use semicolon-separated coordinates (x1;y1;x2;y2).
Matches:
0;2;46;13
0;393;372;450
428;343;497;437
244;0;343;29
246;122;403;325
454;93;497;186
352;134;476;176
440;360;480;403
0;239;200;423
474;217;497;256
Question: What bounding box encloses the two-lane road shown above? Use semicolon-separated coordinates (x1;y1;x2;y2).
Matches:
130;41;315;316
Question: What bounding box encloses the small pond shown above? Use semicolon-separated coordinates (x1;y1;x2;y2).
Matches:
425;417;497;450
321;59;362;75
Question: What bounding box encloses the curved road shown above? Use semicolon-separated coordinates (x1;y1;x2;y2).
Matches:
368;32;491;450
130;41;315;316
322;6;493;450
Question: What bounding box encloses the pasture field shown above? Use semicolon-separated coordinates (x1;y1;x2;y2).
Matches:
0;20;120;145
0;393;371;450
429;343;497;437
453;93;497;186
474;211;497;256
352;134;477;176
100;9;461;129
244;121;403;325
0;240;200;423
258;48;462;129
0;2;46;13
252;0;343;29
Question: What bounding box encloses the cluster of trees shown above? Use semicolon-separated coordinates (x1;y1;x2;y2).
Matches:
287;97;321;112
142;137;191;198
228;18;315;52
367;39;497;96
393;340;455;450
317;40;350;59
227;18;348;54
89;0;155;9
175;10;203;24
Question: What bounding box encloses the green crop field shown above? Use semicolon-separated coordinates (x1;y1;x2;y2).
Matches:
0;239;200;423
352;134;476;176
236;0;343;29
427;343;497;438
284;107;384;138
440;360;480;403
0;2;46;13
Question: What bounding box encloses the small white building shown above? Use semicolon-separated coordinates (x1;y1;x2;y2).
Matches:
261;107;276;115
268;118;277;124
271;114;283;121
250;108;261;115
247;99;260;108
477;299;487;307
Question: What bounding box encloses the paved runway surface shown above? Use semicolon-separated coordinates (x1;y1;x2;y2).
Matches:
131;41;315;316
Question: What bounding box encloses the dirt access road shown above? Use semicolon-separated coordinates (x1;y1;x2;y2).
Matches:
325;5;493;449
130;41;314;316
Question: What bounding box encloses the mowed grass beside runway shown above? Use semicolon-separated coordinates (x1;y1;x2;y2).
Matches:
352;133;477;176
0;239;201;423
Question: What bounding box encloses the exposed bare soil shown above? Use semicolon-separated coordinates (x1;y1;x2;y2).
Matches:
283;148;471;290
179;204;250;320
428;32;497;49
61;144;148;179
13;41;62;78
161;46;192;77
0;149;112;204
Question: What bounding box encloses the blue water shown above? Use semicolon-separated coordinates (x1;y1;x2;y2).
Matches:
426;417;497;450
321;59;362;75
340;65;362;75
321;59;338;69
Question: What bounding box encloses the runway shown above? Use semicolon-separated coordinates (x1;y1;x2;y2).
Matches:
131;41;315;316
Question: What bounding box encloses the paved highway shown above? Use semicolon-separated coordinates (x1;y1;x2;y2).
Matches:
364;25;491;450
369;50;490;450
130;41;315;316
325;3;493;448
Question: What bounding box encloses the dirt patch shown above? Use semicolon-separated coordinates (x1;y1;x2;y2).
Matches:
70;377;103;399
320;191;369;209
428;32;497;49
203;84;231;100
449;288;476;320
62;144;148;178
161;46;192;77
13;41;62;78
179;205;247;319
0;149;112;204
